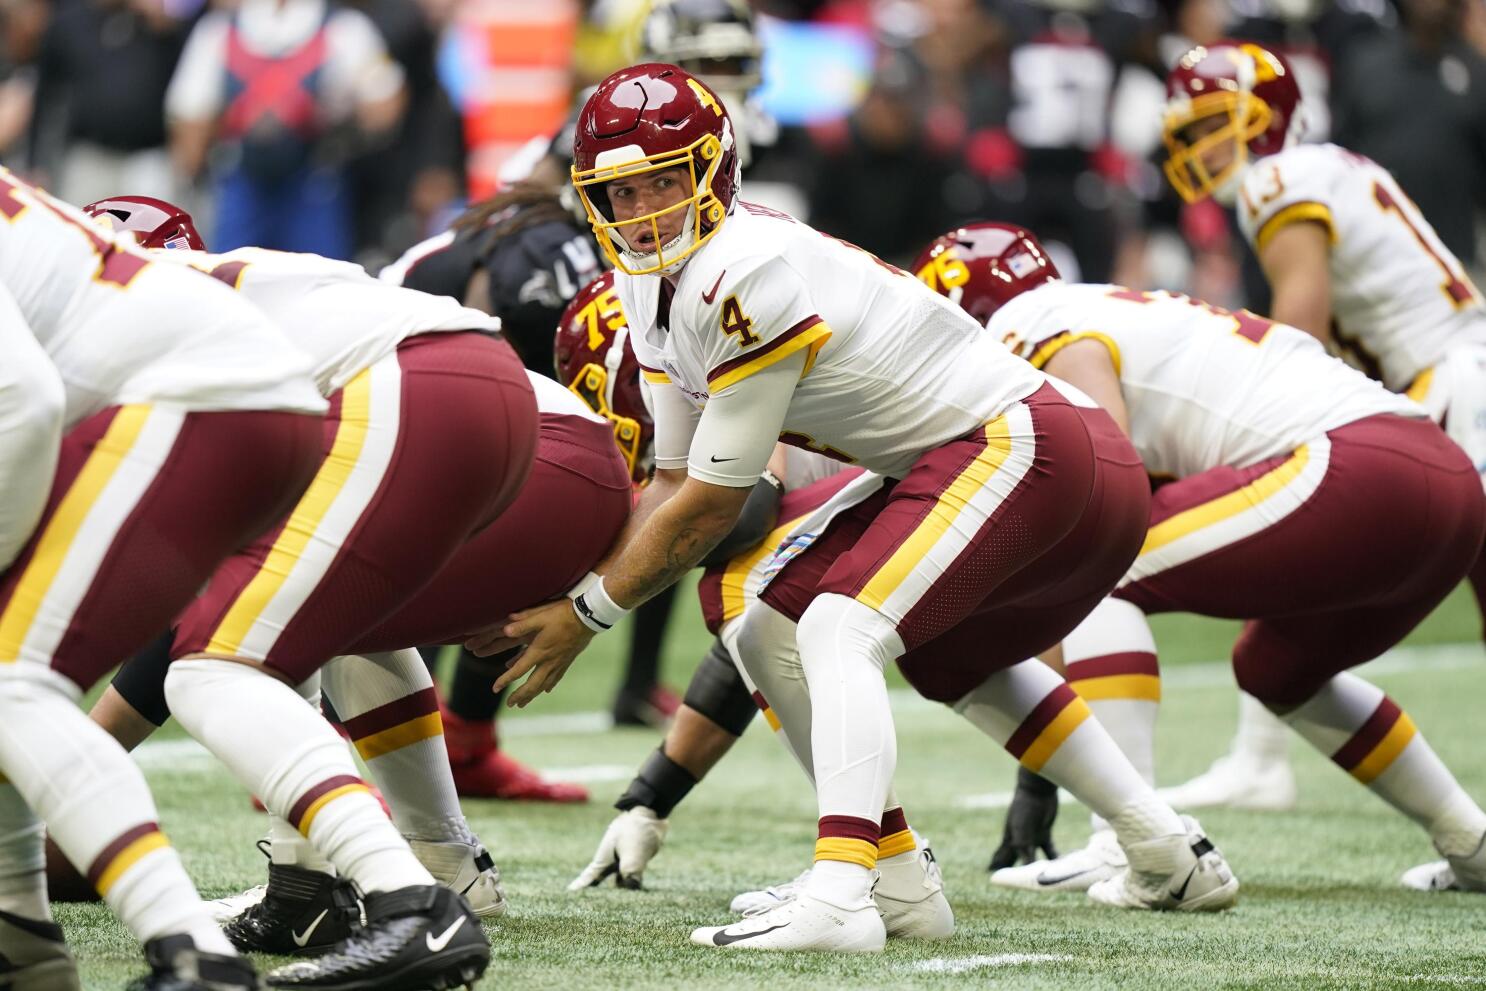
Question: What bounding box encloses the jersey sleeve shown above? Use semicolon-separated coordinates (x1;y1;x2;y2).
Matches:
697;257;832;394
1236;148;1342;253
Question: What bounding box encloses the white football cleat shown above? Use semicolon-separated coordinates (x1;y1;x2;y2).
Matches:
729;868;809;915
691;892;885;952
1402;831;1486;893
1087;816;1238;912
876;842;954;939
205;885;266;923
410;838;507;918
989;828;1126;893
1157;753;1296;811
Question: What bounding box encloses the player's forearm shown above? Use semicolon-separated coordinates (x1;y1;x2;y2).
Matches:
603;485;744;609
1269;284;1333;343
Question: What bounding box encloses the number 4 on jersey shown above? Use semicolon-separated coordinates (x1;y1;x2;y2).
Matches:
720;294;760;347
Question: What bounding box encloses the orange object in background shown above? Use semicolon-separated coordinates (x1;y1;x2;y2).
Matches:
457;0;578;199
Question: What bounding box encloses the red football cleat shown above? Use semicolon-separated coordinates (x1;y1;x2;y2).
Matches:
441;702;588;802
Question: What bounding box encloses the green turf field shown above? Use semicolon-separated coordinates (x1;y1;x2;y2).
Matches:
65;581;1486;989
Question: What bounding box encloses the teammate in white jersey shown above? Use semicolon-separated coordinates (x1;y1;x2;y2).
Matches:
918;222;1486;902
0;173;327;990
466;63;1232;951
84;195;539;990
1160;41;1486;817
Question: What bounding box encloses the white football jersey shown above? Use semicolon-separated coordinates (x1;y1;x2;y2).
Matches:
1236;144;1486;392
161;247;503;396
614;203;1045;479
989;282;1422;479
0;169;323;426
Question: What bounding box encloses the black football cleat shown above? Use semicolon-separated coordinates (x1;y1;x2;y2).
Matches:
266;885;488;991
0;907;82;991
126;934;262;991
224;862;358;956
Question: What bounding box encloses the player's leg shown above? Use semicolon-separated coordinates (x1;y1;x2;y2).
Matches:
439;646;587;802
725;605;953;937
1237;615;1486;892
0;403;320;988
169;338;535;988
613;587;682;727
1159;693;1296;811
323;650;504;914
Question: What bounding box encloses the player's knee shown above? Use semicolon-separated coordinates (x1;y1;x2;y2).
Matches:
1232;652;1321;709
681;639;756;737
796;594;903;678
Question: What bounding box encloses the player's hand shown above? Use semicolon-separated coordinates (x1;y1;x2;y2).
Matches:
988;767;1060;871
484;599;594;707
567;808;670;892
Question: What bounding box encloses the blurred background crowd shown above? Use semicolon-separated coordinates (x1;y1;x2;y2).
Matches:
0;0;1482;308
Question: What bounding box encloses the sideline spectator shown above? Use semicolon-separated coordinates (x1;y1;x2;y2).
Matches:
30;0;188;205
165;0;405;257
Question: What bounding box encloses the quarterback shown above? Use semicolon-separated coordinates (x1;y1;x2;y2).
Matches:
472;63;1234;951
1159;40;1486;817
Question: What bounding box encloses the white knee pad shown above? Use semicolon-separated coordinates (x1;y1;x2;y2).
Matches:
796;594;904;680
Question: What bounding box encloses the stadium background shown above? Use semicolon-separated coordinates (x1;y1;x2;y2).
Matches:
8;0;1486;985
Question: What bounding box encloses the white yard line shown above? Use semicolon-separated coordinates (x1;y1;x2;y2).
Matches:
912;953;1073;974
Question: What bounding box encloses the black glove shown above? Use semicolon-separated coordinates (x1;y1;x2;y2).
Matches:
988;767;1060;871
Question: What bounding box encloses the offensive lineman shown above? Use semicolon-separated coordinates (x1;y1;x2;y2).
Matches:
84;195;538;990
0;170;327;990
916;222;1486;900
468;64;1235;951
1156;40;1486;821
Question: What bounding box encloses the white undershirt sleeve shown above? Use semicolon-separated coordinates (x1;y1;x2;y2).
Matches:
643;378;702;472
686;349;803;487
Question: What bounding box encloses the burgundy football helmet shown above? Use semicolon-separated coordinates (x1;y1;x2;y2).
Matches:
554;271;653;482
1162;42;1303;204
83;195;205;250
912;222;1061;325
570;62;739;276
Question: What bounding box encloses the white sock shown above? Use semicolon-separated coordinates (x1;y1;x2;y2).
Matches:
803;858;874;908
956;660;1182;842
1232;692;1291;763
323;651;473;845
1061;598;1160;785
268;814;334;874
797;594;900;903
1280;673;1486;854
166;659;433;894
0;671;231;952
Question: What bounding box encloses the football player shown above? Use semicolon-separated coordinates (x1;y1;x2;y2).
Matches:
1158;41;1486;819
917;222;1486;900
468;64;1235;952
84;195;539;990
557;275;956;940
0;172;327;990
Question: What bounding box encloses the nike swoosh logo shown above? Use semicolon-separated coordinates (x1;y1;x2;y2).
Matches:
1036;867;1096;888
426;916;468;952
712;922;789;946
1171;864;1200;901
702;270;726;304
291;909;329;947
709;455;738;463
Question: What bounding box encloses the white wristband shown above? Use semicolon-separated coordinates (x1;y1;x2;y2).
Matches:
571;577;630;633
